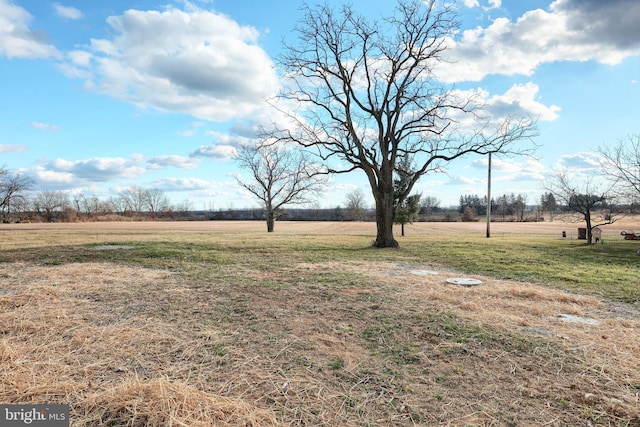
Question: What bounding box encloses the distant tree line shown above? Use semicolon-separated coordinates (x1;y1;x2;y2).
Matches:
0;175;626;225
0;168;196;223
3;128;639;228
458;193;529;221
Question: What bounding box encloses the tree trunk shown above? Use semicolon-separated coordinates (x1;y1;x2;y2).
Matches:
584;210;592;244
373;190;398;248
266;209;275;233
401;223;405;237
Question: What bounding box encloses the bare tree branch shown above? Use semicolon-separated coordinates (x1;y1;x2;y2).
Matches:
598;134;640;204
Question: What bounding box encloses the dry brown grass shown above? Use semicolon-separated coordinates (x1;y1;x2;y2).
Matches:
1;220;639;426
0;214;637;244
0;263;279;426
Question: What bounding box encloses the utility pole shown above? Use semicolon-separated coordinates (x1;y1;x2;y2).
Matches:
486;152;492;238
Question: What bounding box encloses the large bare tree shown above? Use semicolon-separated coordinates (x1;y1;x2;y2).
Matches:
273;0;537;247
235;142;324;232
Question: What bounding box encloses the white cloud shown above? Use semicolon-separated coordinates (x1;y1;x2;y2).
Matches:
151;177;214;192
484;82;561;121
147;155;200;170
0;0;60;59
446;82;559;132
191;144;237;160
440;0;640;82
0;144;27;154
68;50;92;67
52;3;83;20
554;151;602;171
446;175;481;186
178;130;197;137
471;157;547;181
30;122;60;131
178;121;205;137
34;168;75;186
45;157;146;182
62;6;278;121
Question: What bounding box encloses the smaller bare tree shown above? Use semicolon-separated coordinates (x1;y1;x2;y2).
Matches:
421;196;440;219
80;194;109;217
545;171;621;244
235;143;324;232
145;188;171;219
118;186;148;217
0;169;33;221
344;189;367;221
598;134;640;204
32;190;69;222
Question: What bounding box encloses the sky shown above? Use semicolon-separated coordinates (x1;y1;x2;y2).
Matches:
1;0;639;211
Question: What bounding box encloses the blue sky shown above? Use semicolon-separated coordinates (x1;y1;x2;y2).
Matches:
1;0;639;210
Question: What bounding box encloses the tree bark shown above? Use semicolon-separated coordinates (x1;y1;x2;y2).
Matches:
266;210;275;233
373;190;398;248
584;210;592;244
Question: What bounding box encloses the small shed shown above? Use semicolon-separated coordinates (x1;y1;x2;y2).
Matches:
578;228;587;240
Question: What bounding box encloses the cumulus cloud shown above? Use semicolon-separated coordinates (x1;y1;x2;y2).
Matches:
483;82;560;121
0;0;60;59
61;6;278;121
554;151;602;171
471;157;547;181
440;0;640;82
52;3;83;20
44;157;146;182
189;128;260;160
147;155;200;170
446;82;559;131
33;167;75;187
191;144;237;160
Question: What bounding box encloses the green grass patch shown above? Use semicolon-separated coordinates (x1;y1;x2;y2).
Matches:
1;229;638;301
398;235;640;302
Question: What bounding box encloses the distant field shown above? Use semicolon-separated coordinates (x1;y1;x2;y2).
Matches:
1;215;638;238
1;219;638;425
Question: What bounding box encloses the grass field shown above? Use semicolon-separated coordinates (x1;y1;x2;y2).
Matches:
1;220;639;426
